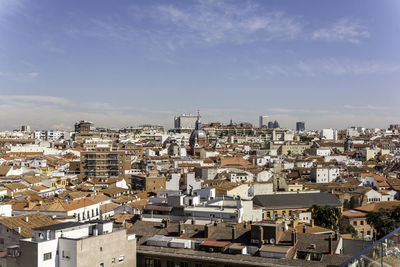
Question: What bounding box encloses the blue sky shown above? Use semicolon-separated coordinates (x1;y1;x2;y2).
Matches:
1;0;400;130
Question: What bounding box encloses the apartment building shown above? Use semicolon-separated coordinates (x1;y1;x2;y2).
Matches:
3;221;136;267
310;167;340;183
80;144;130;181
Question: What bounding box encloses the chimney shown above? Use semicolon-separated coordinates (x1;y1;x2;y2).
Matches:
162;219;169;228
14;227;21;234
328;234;333;255
334;230;339;241
191;218;196;225
302;224;306;233
291;230;297;246
204;224;214;238
24;216;29;223
231;226;237;242
178;222;185;236
244;222;248;229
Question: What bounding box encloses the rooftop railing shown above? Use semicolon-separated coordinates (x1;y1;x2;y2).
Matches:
340;227;400;267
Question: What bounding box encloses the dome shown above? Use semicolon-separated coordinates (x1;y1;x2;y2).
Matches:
189;113;208;149
190;129;207;140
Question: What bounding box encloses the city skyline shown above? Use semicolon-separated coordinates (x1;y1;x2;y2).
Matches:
1;0;400;130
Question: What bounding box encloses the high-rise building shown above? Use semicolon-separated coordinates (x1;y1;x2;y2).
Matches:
80;143;130;181
259;115;269;128
74;120;95;133
20;125;30;132
296;122;305;132
174;114;199;132
267;121;274;128
273;120;280;129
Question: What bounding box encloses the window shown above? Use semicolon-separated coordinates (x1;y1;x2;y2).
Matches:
145;258;153;267
360;221;364;225
100;263;104;267
118;256;124;262
267;211;270;218
154;259;161;267
43;252;52;261
353;221;357;226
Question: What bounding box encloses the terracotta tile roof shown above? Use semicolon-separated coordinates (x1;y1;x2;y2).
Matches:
342;210;366;218
87;193;111;203
30;185;50;192
0;213;59;238
360;173;386;181
0;165;12;176
220;157;252;167
100;202;119;213
102;187;129;196
355;201;400;213
34;198;98;212
22;176;41;184
127;199;148;210
3;183;28;191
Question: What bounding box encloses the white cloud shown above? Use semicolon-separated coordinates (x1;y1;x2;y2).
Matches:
244;58;400;79
70;1;303;49
154;2;303;44
312;18;370;44
0;71;40;80
0;95;71;105
320;59;400;75
343;105;390;111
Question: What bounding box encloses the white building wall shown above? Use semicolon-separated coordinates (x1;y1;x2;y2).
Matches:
36;239;58;267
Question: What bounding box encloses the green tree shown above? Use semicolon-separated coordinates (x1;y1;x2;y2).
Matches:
339;218;357;237
366;207;400;239
312;205;342;230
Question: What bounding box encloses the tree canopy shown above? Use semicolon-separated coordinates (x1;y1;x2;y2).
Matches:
312;205;341;230
366;207;400;239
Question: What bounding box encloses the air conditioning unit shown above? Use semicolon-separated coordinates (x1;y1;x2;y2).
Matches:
251;239;259;244
209;248;214;252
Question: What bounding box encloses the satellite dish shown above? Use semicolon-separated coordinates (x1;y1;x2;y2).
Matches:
39;233;45;240
269;238;275;244
14;250;20;257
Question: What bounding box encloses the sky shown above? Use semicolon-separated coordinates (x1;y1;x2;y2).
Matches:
1;0;400;130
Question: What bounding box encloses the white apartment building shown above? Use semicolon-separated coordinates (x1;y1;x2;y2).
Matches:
3;221;136;267
311;167;340;183
320;129;337;140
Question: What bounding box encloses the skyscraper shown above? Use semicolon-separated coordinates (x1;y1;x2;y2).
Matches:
296;122;305;132
259;115;269;128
